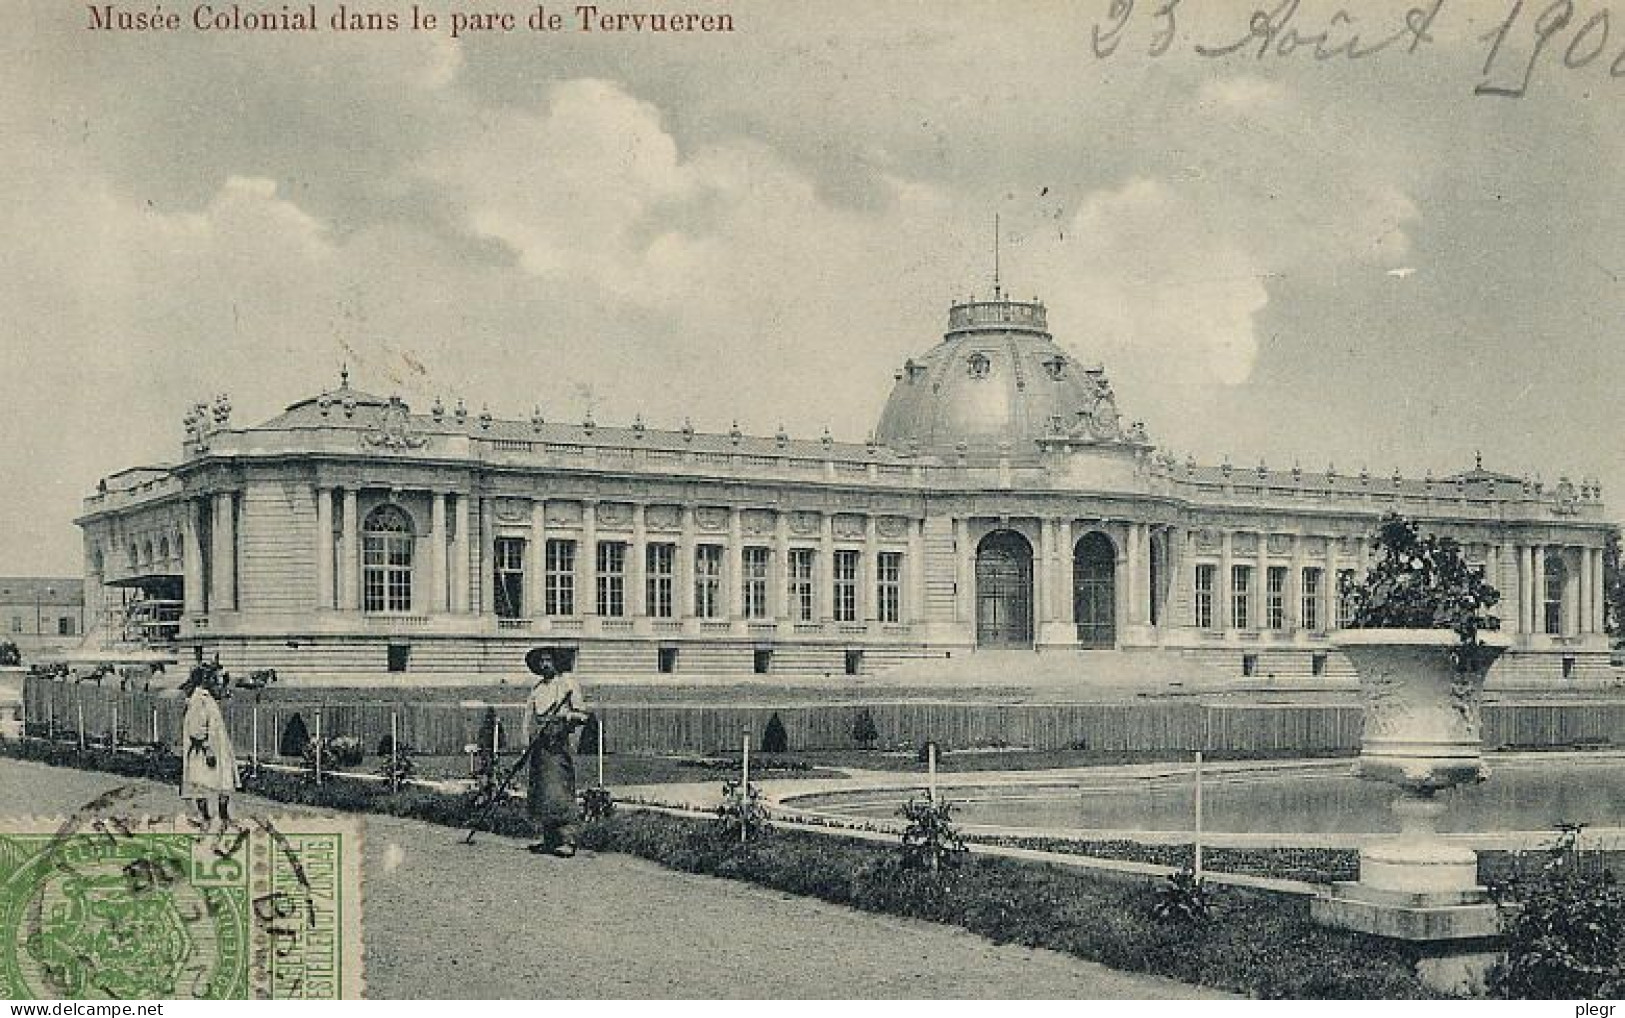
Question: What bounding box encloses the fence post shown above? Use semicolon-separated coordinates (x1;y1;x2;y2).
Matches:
1193;750;1205;881
151;704;159;745
597;712;605;788
111;704;119;750
927;740;938;802
390;710;400;794
741;730;751;845
314;709;323;785
76;690;86;753
251;706;260;771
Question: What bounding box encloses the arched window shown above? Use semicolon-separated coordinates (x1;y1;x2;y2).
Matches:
1543;553;1568;635
158;536;171;561
363;504;414;613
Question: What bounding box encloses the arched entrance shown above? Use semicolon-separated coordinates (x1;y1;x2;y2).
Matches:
976;530;1033;648
1073;532;1116;649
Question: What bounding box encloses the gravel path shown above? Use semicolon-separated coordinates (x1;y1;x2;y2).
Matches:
0;759;1227;999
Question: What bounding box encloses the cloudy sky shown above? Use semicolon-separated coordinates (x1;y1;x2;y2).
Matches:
3;0;1621;572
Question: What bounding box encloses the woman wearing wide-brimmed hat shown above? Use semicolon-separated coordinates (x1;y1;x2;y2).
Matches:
180;661;239;826
520;648;590;857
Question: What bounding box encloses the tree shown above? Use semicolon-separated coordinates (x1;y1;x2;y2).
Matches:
851;707;879;749
762;712;789;753
279;713;309;757
1605;527;1625;649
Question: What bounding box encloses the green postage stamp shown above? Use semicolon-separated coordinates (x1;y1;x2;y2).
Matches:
0;811;362;999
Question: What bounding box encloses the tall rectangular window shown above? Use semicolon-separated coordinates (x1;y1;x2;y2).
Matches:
694;544;723;618
1544;557;1566;635
597;541;626;617
1231;564;1253;630
742;546;770;619
1301;567;1324;632
58;617;75;636
493;537;526;618
788;549;815;622
645;543;675;618
1336;568;1357;628
544;538;576;616
1194;564;1216;629
1266;566;1288;630
833;549;860;623
876;551;903;624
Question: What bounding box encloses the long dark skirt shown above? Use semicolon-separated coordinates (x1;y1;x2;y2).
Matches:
526;732;577;826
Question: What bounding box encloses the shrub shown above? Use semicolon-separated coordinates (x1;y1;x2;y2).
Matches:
761;712;789;753
1150;867;1213;924
897;795;967;873
299;734;364;774
1490;826;1625;998
1343;513;1502;671
0;640;19;666
375;741;416;787
850;708;878;749
279;713;309;757
578;785;615;823
714;778;771;843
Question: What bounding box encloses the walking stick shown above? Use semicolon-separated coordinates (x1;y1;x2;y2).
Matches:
461;694;575;845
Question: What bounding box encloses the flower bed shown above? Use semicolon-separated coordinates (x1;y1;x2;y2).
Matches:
0;737;1443;998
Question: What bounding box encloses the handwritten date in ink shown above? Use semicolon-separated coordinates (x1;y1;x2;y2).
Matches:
1092;0;1625;98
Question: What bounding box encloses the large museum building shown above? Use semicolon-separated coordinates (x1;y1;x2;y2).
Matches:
78;292;1613;686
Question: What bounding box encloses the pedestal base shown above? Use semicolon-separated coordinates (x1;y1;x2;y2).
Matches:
1312;883;1504;996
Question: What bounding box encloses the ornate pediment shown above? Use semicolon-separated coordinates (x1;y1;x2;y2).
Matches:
362;397;428;451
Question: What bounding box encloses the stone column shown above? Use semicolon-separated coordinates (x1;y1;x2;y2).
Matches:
1565;547;1581;637
1595;546;1607;635
863;515;879;623
314;486;334;610
678;505;696;619
1218;531;1233;631
630;503;647;617
529;498;547;618
1289;533;1305;632
954;516;972;624
580;500;598;617
452;494;470;614
340;488;360;612
477;497;494;615
1579;546;1594;636
1126;523;1143;626
1179;527;1196;628
183;498;206;615
774;511;791;621
907;517;926;625
819;512;836;622
430;493;450;613
1532;544;1547;635
1255;531;1269;632
1060;519;1076;628
727;508;744;621
211;491;236;611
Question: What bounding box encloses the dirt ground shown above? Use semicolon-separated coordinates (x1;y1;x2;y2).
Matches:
0;758;1227;999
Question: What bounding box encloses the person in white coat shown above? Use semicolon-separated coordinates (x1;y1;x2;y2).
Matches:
180;663;239;825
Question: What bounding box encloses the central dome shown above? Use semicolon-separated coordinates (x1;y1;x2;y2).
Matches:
875;294;1142;463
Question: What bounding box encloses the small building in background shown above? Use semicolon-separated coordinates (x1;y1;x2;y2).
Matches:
0;577;85;660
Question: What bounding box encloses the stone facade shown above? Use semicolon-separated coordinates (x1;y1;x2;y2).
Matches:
76;299;1613;686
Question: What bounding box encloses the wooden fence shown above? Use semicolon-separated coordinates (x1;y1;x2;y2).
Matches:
21;677;1625;757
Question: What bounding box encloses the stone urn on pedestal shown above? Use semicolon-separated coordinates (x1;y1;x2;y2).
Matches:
1310;515;1509;994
